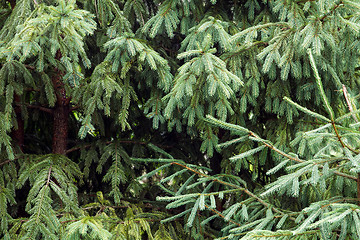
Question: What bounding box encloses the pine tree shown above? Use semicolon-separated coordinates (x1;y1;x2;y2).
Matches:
1;0;360;239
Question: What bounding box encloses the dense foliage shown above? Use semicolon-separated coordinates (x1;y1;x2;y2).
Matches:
2;0;360;239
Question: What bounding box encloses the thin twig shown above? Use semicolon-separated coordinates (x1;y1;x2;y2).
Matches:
342;84;358;122
205;204;241;227
15;103;53;114
47;166;52;184
331;121;346;148
0;159;13;166
320;1;343;21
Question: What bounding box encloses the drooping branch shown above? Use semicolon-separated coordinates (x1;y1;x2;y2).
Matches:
342;84;360;203
206;115;358;181
15;102;53;114
248;131;357;181
171;162;294;221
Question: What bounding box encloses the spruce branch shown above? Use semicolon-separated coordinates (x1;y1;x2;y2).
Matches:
308;49;359;153
170;162;293;220
15;102;53;114
331;121;346;149
230;22;290;43
319;1;343;21
342;84;358;122
217;229;320;240
222;41;268;61
207;115;357;181
249;131;357;180
283;97;331;123
343;85;360;201
307;49;334;121
205;204;241;227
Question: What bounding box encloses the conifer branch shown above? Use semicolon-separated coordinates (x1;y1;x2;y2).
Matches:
344;84;360;202
342;84;358;122
308;49;335;120
0;155;24;166
65;140;172;154
15;103;53;114
2;0;360;238
223;41;268;61
320;1;343;21
330;114;359;154
47;166;52;184
218;229;321;240
0;159;12;166
205;204;242;227
207;115;357;180
248;131;357;180
307;50;359;154
331;121;346;148
171;162;293;220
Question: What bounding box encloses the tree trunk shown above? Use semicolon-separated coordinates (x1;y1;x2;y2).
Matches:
52;100;69;155
51;51;70;155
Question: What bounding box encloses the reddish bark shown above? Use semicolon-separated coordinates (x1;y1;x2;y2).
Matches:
51;51;70;155
52;100;70;155
8;0;69;155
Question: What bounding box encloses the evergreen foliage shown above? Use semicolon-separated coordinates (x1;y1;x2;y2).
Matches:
2;0;360;239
